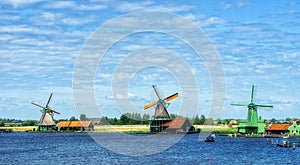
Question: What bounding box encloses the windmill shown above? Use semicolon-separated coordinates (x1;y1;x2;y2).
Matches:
231;85;273;134
144;85;179;132
31;93;60;132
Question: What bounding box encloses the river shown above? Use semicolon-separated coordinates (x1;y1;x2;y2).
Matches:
0;132;298;164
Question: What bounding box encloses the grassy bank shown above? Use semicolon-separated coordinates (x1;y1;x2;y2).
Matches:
0;126;37;132
93;125;149;132
195;125;238;134
0;125;236;134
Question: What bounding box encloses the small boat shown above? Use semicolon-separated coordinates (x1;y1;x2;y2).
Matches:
205;134;215;142
282;134;289;139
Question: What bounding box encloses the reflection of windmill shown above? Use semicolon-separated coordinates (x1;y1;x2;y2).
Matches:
31;93;60;132
144;85;178;132
231;85;273;134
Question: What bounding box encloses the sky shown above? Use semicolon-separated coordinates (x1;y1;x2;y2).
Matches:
0;0;300;121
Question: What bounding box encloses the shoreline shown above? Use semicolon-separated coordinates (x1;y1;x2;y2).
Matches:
0;125;236;133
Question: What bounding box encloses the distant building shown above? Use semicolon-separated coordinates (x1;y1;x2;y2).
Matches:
229;120;237;125
56;121;94;131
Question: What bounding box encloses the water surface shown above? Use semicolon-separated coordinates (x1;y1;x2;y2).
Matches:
0;133;298;164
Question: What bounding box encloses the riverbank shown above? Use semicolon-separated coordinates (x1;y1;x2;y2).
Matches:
0;125;236;133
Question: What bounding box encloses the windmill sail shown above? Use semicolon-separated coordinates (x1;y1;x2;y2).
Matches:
32;93;60;131
144;85;178;119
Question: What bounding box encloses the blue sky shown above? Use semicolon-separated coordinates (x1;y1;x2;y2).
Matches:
0;0;300;120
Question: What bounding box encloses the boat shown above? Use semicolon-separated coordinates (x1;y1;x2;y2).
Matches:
205;134;215;142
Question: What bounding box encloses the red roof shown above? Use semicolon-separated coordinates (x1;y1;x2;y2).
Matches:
162;118;189;129
56;121;71;127
69;121;92;127
57;121;93;128
266;124;291;131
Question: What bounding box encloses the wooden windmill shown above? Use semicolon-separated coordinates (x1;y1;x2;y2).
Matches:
31;93;60;132
231;85;273;134
144;85;179;132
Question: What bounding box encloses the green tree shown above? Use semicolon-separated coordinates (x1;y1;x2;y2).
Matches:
193;115;200;124
216;118;222;125
199;115;206;125
142;114;150;124
22;120;37;126
0;121;4;127
120;114;130;125
170;113;177;119
69;116;78;121
100;116;109;125
80;114;88;121
204;118;214;125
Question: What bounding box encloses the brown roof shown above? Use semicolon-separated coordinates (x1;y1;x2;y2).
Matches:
69;121;92;128
56;121;71;127
162;118;189;129
266;124;292;131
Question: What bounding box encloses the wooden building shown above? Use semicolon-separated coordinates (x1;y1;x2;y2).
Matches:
56;121;94;131
266;123;291;135
161;118;196;133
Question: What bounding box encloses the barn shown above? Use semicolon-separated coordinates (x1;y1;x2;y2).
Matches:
161;118;197;133
56;121;94;131
266;123;291;135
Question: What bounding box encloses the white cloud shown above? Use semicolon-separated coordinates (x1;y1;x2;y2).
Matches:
184;14;226;27
61;15;96;25
115;1;194;13
8;0;46;8
43;1;106;11
44;1;76;9
78;4;106;10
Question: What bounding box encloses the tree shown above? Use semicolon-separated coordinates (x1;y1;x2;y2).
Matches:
120;114;130;125
142;114;150;124
204;118;214;125
100;116;109;125
69;116;78;121
193;115;200;124
22;120;37;126
216;118;222;125
199;115;206;125
0;121;4;127
80;114;88;121
170;113;177;119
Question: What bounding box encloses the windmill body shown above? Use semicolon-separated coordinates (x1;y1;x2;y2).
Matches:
31;93;60;132
231;85;273;134
144;85;178;132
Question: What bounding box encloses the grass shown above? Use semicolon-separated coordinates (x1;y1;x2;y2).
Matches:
0;126;38;132
194;125;238;134
0;125;237;134
93;125;149;132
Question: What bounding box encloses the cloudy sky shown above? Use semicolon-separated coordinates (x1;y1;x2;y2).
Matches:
0;0;300;121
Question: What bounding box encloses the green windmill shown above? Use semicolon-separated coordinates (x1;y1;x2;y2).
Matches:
231;85;273;134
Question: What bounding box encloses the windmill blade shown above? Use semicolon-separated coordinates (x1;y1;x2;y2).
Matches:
49;109;60;115
250;85;255;103
164;93;179;102
230;103;248;106
152;85;161;100
256;104;273;108
31;102;45;109
46;93;53;107
144;101;158;109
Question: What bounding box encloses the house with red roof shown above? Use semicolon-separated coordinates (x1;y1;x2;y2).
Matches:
56;121;94;131
266;123;292;135
161;117;197;133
